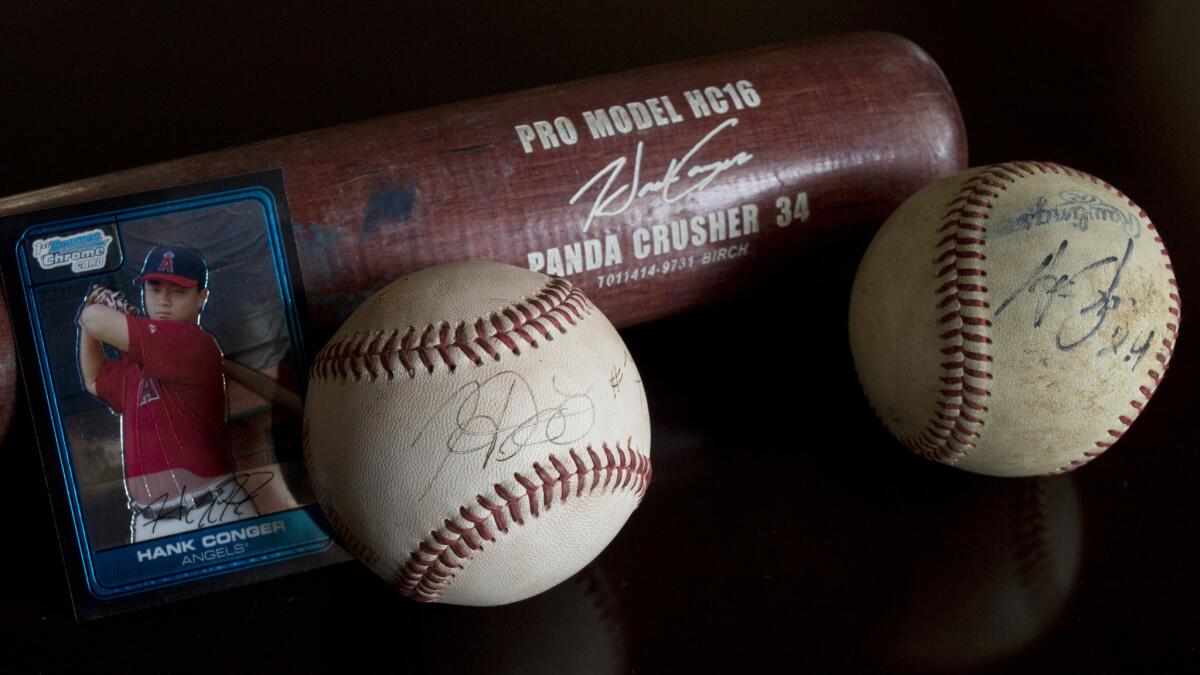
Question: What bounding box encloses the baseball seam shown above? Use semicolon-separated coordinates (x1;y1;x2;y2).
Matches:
575;568;629;665
395;441;651;603
904;165;1006;464
904;161;1180;474
1036;162;1181;473
310;277;592;381
1009;479;1052;592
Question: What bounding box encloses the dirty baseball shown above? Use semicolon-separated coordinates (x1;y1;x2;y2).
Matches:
849;162;1180;477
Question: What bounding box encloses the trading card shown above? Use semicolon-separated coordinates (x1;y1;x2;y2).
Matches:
0;171;348;620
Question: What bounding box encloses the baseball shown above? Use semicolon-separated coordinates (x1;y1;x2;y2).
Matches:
303;261;651;605
850;162;1180;476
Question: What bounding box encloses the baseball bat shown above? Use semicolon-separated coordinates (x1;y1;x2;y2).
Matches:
0;31;966;443
222;360;303;416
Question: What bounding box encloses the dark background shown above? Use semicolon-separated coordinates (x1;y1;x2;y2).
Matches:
4;1;1199;672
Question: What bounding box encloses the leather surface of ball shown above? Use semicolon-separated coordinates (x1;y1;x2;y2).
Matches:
304;261;651;605
849;162;1180;476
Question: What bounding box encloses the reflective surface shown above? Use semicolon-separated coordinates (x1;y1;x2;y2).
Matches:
5;1;1200;672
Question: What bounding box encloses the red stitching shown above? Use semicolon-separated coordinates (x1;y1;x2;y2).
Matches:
394;442;651;603
1046;162;1181;473
903;165;1003;465
896;162;1180;473
311;278;592;380
1008;480;1057;591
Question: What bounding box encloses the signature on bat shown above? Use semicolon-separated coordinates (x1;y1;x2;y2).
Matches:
569;117;754;232
414;371;595;500
994;237;1156;369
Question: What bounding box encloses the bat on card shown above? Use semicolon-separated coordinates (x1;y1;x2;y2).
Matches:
223;360;302;416
0;31;966;442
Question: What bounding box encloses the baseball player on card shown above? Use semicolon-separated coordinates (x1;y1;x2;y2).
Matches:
76;243;258;543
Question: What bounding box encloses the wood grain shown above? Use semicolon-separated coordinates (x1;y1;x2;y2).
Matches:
0;31;966;443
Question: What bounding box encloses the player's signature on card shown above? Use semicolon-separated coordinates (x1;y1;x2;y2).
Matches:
569;117;754;232
133;471;273;532
995;238;1156;368
415;370;595;500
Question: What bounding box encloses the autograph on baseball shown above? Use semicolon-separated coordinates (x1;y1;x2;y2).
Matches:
995;237;1157;368
415;370;596;499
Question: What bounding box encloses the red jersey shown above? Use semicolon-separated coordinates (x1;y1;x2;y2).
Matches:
95;314;231;505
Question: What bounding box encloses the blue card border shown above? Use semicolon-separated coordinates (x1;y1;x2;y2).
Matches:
0;171;346;619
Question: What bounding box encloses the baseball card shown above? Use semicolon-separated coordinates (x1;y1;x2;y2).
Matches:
0;171;348;620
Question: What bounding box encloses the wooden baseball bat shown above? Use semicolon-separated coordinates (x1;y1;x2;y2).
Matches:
222;360;303;416
0;31;966;443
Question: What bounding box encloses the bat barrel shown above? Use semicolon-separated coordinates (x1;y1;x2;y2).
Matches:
0;31;966;443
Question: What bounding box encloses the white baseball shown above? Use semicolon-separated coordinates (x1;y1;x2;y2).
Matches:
850;162;1180;476
303;261;651;606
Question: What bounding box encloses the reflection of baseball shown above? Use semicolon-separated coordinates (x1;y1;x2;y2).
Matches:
850;162;1180;476
883;476;1082;669
419;566;629;674
303;261;652;606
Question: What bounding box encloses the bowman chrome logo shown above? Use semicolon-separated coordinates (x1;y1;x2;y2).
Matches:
31;229;113;273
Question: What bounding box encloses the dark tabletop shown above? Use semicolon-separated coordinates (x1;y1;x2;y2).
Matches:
4;1;1199;672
